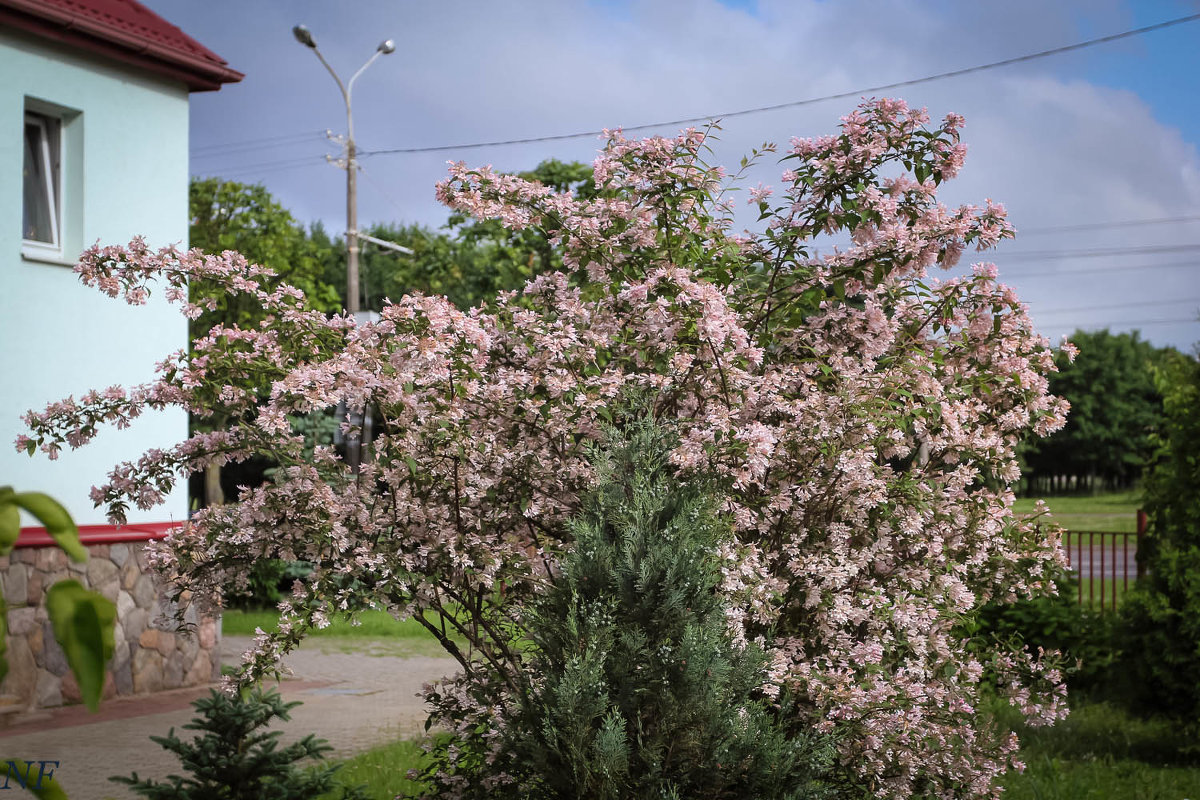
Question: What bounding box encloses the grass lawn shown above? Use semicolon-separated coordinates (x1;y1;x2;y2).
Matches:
1075;576;1133;611
999;701;1200;799
222;608;463;658
324;738;428;800
1014;489;1141;533
321;702;1200;800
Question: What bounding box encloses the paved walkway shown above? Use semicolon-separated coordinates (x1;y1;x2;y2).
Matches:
0;636;457;800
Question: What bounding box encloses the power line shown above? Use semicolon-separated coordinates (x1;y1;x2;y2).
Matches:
998;243;1200;261
355;12;1200;158
212;153;333;173
196;162;330;183
191;130;325;156
1040;316;1198;328
1035;297;1200;315
1017;213;1200;236
203;154;339;181
998;259;1200;278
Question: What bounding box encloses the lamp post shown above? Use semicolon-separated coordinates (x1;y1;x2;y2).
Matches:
294;25;394;472
292;24;394;315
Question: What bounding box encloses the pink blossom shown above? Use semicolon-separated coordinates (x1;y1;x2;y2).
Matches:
23;97;1071;800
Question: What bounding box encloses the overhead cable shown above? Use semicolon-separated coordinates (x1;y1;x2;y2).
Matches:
357;12;1200;157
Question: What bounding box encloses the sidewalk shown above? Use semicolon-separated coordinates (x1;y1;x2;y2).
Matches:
0;636;457;799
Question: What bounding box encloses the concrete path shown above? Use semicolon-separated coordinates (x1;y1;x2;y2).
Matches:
0;636;457;800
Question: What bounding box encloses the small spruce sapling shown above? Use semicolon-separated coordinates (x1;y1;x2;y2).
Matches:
111;687;366;800
498;419;833;799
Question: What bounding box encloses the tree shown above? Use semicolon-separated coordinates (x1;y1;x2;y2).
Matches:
112;687;366;800
189;177;342;329
188;178;342;506
1114;348;1200;727
422;417;834;798
341;160;598;313
446;158;598;297
22;99;1069;799
1023;329;1168;494
351;222;489;312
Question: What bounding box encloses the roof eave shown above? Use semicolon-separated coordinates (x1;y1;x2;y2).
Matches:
0;1;243;92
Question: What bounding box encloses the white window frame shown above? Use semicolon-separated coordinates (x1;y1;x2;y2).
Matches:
22;111;63;256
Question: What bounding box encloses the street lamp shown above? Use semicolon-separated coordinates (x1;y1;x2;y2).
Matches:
294;25;394;472
292;24;395;316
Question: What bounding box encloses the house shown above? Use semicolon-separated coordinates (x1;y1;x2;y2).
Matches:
0;0;241;712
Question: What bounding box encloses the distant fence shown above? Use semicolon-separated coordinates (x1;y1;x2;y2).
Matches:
1061;510;1146;613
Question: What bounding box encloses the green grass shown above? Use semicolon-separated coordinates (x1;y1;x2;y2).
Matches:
323;738;429;800
223;608;424;638
222;608;463;658
1004;756;1200;799
331;704;1200;800
1075;577;1134;611
323;702;1200;800
998;701;1200;799
1012;491;1143;611
1014;489;1142;533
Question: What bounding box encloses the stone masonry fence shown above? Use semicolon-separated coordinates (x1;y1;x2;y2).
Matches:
0;539;220;719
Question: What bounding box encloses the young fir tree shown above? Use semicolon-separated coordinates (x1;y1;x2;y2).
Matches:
111;687;366;800
501;419;834;799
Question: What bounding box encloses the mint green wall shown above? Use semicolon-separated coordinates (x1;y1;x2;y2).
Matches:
1;29;191;527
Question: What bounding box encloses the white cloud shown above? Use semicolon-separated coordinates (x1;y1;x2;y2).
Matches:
156;0;1200;348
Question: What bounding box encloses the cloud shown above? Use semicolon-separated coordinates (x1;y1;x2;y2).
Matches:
157;0;1200;348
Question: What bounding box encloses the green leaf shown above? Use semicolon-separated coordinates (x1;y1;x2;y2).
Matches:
0;762;69;799
0;499;19;557
12;493;85;563
46;580;116;712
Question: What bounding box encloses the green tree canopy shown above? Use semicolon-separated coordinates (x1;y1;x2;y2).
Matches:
339;160;598;313
1115;346;1200;727
188;178;343;506
1024;329;1170;493
189;177;342;332
447;158;598;292
352;222;490;312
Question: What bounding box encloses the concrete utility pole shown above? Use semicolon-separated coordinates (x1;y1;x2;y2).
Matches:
293;25;395;472
292;24;394;314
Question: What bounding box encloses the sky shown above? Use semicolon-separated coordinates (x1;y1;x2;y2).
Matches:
144;0;1200;351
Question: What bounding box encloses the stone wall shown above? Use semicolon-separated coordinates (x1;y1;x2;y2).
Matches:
0;540;220;713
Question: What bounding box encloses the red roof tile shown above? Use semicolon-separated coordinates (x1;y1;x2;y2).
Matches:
0;0;242;91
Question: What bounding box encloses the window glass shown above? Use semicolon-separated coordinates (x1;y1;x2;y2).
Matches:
23;114;59;247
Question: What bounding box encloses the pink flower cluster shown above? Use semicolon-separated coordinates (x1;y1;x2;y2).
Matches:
19;98;1069;799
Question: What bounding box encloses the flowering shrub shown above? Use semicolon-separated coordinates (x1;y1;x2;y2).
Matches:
19;98;1069;798
419;415;837;799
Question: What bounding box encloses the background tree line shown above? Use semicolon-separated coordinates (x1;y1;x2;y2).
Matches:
1021;329;1178;496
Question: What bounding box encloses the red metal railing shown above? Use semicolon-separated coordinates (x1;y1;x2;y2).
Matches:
1062;510;1146;613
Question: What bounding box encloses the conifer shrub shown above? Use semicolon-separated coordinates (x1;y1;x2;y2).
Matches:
421;419;835;799
112;687;366;800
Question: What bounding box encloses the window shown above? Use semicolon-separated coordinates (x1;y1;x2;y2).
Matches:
21;99;81;265
23;112;61;249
